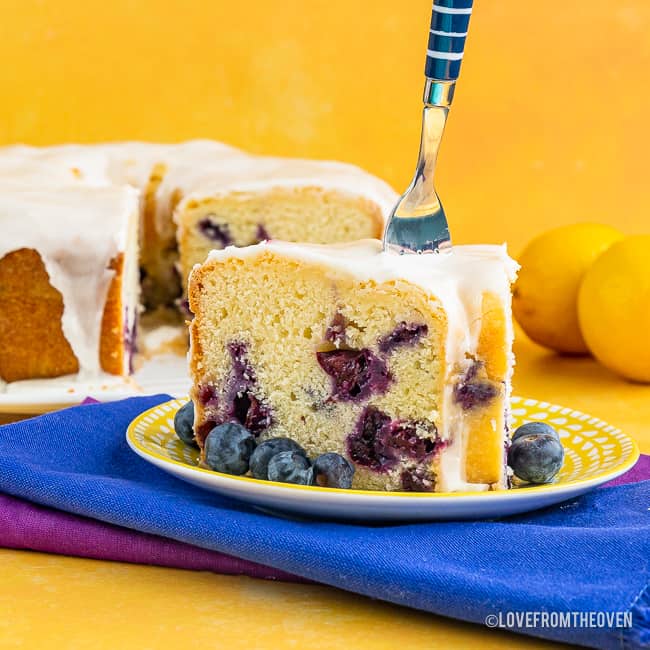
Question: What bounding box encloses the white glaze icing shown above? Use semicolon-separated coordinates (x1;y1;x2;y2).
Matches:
0;184;140;378
173;155;398;224
102;141;244;237
0;144;113;186
0;141;397;245
201;239;519;491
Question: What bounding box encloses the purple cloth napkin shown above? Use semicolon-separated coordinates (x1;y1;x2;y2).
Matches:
0;396;303;581
1;445;646;581
603;452;649;487
0;493;304;582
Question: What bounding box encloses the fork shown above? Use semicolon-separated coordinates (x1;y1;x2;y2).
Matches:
383;0;474;254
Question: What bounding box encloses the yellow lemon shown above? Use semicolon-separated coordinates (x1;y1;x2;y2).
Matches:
578;235;650;383
513;224;624;354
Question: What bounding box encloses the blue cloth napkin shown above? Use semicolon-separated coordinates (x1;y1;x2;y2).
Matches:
0;395;647;650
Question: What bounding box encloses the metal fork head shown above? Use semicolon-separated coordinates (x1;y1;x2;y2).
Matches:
383;189;451;255
383;91;453;255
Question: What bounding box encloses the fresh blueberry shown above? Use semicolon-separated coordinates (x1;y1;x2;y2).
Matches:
204;422;256;475
312;453;355;489
174;401;197;447
267;451;314;485
512;422;560;444
249;438;306;480
507;434;564;484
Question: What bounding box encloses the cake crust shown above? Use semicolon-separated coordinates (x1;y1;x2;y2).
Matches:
0;249;128;382
99;253;128;376
0;248;79;382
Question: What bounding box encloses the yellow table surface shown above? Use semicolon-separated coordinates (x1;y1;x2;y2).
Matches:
2;330;648;650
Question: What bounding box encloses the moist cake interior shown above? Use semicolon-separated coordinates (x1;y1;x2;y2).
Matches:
189;240;518;492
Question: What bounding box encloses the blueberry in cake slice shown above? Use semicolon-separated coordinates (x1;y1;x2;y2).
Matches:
188;240;518;492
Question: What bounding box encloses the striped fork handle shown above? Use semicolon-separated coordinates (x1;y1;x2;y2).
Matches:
425;0;474;82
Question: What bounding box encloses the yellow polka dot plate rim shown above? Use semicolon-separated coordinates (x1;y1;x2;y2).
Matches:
126;396;639;521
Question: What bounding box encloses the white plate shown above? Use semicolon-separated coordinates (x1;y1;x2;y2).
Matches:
126;397;640;522
0;354;189;414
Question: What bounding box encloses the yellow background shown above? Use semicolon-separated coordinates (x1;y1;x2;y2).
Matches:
1;0;649;251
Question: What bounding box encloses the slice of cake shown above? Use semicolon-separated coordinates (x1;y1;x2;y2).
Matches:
0;185;140;382
174;157;397;298
188;240;518;492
